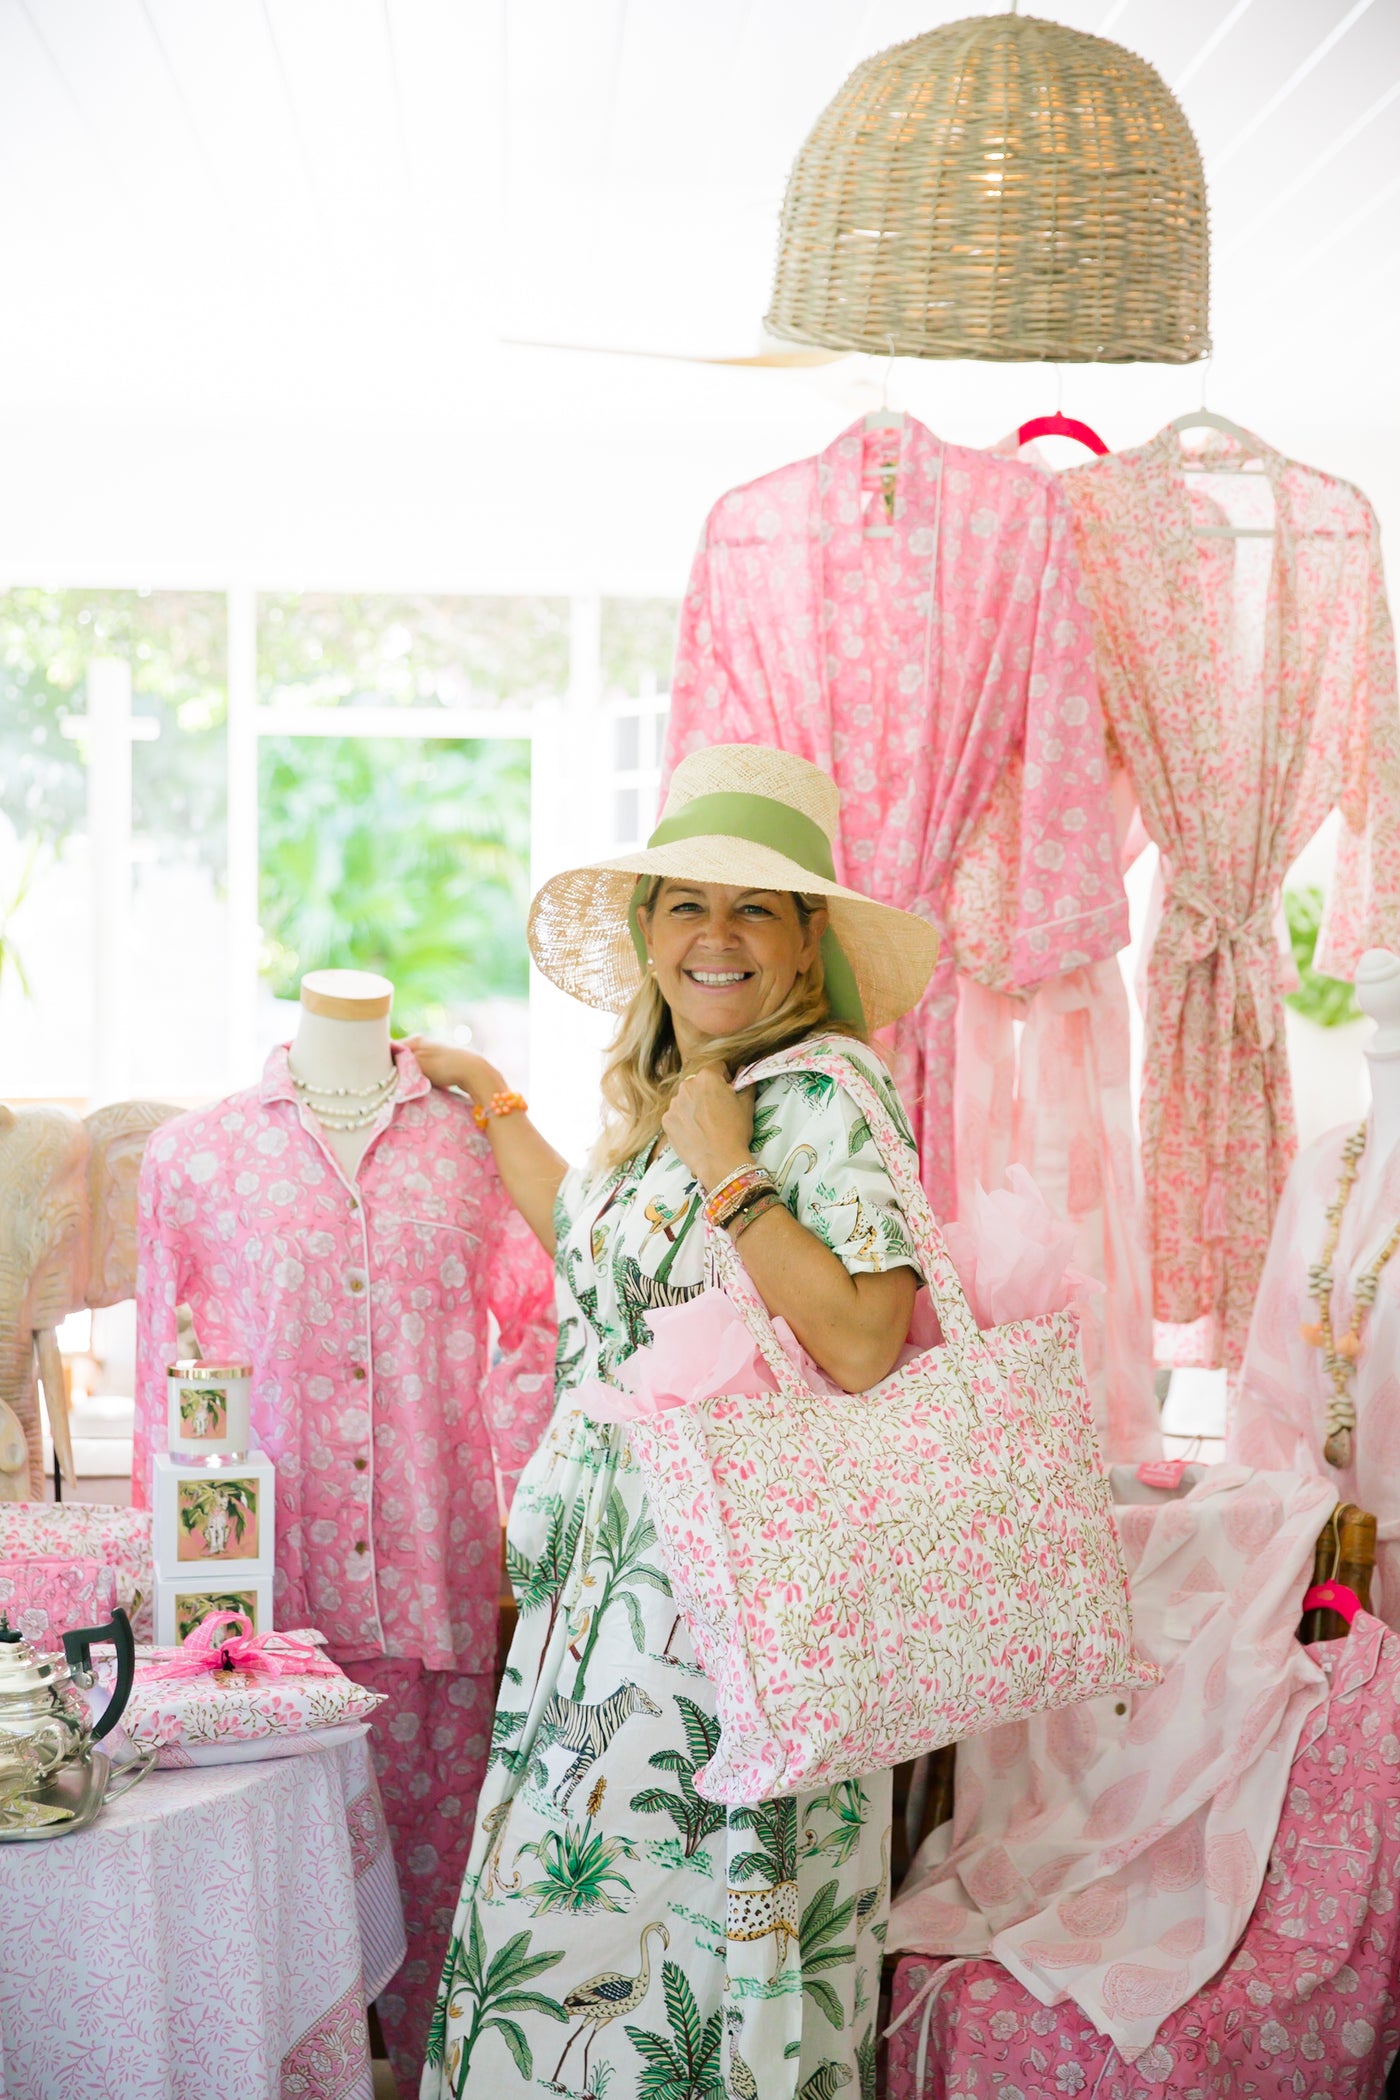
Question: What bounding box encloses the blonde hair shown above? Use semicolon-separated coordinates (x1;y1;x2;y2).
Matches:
593;882;864;1172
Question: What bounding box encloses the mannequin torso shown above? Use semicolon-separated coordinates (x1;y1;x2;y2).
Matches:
288;969;396;1179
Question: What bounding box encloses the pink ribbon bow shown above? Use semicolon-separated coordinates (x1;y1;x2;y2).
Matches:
141;1611;340;1681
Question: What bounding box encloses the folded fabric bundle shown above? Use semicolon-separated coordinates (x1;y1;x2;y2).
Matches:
0;1502;153;1639
0;1557;117;1645
98;1614;385;1768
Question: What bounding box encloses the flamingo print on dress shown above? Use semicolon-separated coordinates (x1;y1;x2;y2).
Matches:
544;1920;669;2094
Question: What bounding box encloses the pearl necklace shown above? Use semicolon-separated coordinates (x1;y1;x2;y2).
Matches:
292;1069;397;1132
1301;1118;1400;1468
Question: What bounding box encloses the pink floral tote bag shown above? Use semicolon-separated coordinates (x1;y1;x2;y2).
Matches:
629;1040;1153;1806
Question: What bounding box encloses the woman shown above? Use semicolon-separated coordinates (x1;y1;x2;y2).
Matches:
412;744;938;2100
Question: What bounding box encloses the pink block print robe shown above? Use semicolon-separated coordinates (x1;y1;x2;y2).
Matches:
134;1043;556;1670
1062;424;1400;1367
664;414;1129;1226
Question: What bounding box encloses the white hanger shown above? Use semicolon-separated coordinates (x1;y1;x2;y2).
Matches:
863;338;903;539
1167;369;1274;538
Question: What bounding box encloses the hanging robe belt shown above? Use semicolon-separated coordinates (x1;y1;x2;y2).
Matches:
1155;882;1281;1242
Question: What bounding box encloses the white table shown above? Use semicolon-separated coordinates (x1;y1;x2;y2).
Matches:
0;1731;405;2100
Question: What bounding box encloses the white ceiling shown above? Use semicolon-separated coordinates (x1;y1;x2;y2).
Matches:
1;0;1397;591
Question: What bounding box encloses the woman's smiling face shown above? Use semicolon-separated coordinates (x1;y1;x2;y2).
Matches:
640;880;825;1052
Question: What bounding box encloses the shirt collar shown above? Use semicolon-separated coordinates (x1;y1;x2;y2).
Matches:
259;1038;432;1108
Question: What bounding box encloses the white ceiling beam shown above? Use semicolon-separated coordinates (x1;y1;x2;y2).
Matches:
1173;0;1256;92
1219;73;1400;261
1211;0;1380;173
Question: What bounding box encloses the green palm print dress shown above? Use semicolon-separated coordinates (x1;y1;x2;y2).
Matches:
422;1037;921;2100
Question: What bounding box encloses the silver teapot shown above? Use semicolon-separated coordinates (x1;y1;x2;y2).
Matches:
0;1608;135;1785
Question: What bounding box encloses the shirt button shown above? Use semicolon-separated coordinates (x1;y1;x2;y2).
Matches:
354;1458;368;1472
1114;1702;1128;1716
349;1277;364;1293
355;1540;369;1555
353;1366;367;1381
348;1193;359;1209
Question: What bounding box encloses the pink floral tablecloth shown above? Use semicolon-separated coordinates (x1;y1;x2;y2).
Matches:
0;1729;404;2100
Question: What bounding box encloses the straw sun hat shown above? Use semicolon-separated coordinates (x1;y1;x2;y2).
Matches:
527;744;939;1032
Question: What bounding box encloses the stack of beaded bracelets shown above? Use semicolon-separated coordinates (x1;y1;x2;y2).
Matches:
702;1163;783;1241
472;1089;529;1132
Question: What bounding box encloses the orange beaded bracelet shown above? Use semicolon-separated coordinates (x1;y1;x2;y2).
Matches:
472;1090;529;1132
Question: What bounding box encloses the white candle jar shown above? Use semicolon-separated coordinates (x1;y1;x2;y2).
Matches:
166;1361;253;1463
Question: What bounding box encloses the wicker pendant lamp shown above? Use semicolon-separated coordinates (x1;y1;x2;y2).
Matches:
766;10;1209;364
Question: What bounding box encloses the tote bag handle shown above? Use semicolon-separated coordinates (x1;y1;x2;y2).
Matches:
706;1039;982;1395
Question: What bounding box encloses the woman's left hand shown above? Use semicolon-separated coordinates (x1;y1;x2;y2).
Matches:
662;1069;756;1191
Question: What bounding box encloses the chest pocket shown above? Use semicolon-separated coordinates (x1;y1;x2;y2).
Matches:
1249;1830;1378;1976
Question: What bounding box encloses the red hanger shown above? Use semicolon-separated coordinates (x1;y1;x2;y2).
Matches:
1016;411;1109;456
1300;1578;1362;1625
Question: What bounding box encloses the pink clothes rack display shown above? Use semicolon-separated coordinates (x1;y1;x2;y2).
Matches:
664;413;1129;1235
1062;422;1400;1368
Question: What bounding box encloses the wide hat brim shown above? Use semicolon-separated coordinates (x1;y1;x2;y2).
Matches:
528;836;939;1033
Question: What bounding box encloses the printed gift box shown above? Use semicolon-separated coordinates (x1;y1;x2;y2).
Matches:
152;1450;275;1580
154;1574;274;1647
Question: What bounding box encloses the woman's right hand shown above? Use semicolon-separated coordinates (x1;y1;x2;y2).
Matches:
403;1036;505;1105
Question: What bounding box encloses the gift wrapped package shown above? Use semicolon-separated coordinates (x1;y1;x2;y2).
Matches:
0;1558;117;1646
101;1615;385;1768
0;1503;152;1639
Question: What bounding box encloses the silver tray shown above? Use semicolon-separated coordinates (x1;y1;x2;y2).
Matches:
0;1748;157;1842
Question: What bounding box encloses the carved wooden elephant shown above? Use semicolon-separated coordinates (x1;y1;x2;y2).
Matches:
0;1100;179;1499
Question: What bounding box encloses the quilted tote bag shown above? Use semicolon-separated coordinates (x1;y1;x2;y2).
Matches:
628;1039;1153;1806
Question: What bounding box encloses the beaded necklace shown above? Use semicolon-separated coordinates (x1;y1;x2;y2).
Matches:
1301;1119;1400;1467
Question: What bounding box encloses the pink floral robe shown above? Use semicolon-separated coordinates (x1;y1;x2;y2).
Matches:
887;1611;1400;2099
664;414;1129;1228
1230;1116;1400;1631
888;1466;1336;2061
133;1042;557;2082
1062;424;1400;1368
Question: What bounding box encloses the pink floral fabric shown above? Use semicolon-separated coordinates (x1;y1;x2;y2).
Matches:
630;1039;1150;1807
0;1731;402;2100
133;1042;556;1672
888;1466;1335;2059
955;963;1159;1462
0;1500;153;1639
1231;1117;1400;1632
110;1633;384;1762
342;1659;493;2092
1063;424;1400;1367
664;415;1129;1223
0;1557;116;1645
887;1611;1400;2099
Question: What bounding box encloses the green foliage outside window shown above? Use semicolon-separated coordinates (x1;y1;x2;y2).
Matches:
0;587;228;862
257;735;530;1031
1284;885;1361;1029
258;592;569;709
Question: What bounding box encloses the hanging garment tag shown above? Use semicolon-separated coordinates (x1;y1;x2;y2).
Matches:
1136;1458;1190;1491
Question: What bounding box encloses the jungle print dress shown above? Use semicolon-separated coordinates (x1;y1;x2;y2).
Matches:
423;1037;920;2100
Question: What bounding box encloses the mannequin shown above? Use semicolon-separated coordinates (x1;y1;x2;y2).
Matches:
132;971;555;2079
1355;948;1400;1208
287;968;396;1178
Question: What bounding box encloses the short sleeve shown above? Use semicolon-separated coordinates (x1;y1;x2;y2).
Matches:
749;1046;922;1278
